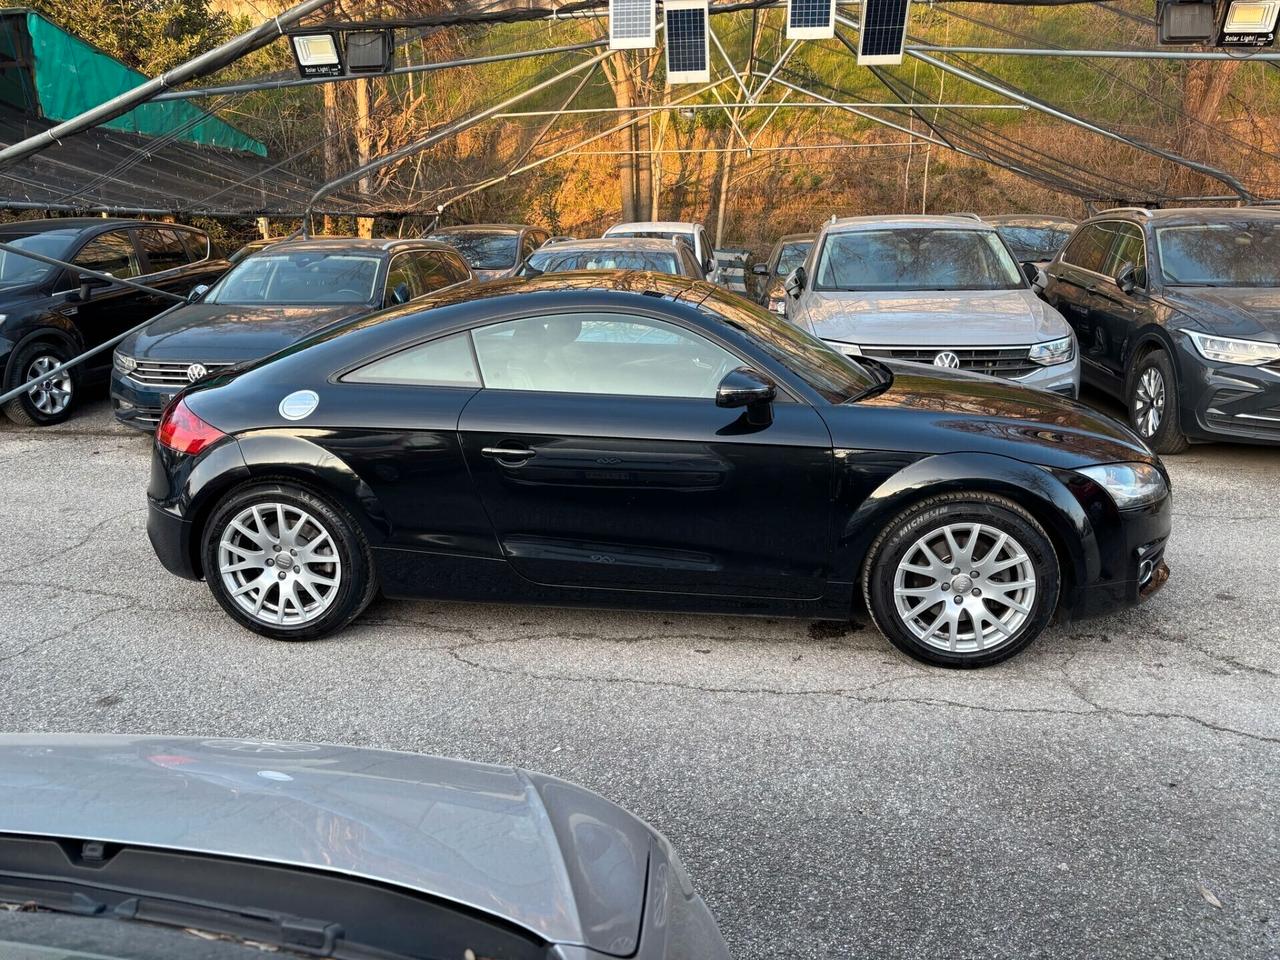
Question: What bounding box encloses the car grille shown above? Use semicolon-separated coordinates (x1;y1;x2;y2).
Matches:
1204;388;1280;436
128;359;232;388
860;346;1038;379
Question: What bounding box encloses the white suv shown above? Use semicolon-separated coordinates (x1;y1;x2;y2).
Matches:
603;221;720;283
784;215;1080;396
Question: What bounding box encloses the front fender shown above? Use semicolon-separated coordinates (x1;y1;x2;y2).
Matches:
833;451;1099;602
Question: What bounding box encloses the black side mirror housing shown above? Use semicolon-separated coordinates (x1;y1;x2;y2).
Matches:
187;284;210;304
716;367;776;426
1115;262;1143;294
77;274;111;301
390;282;412;305
783;265;806;299
751;263;769;276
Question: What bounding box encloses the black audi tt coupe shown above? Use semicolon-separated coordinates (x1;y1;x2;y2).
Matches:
146;273;1171;668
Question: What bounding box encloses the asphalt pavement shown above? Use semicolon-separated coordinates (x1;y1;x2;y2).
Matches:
1;396;1276;960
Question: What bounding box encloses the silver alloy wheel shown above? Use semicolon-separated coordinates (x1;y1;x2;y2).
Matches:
26;355;72;415
217;502;342;627
893;522;1037;654
1133;367;1165;438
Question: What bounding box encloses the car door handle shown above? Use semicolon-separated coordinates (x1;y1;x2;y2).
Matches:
482;446;536;460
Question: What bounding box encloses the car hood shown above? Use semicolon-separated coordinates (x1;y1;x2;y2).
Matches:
835;361;1154;468
1160;286;1280;341
799;288;1068;346
0;734;652;954
123;303;373;362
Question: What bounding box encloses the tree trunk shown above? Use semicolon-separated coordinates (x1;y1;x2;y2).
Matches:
602;52;640;221
1175;59;1241;196
355;77;374;238
322;83;340;235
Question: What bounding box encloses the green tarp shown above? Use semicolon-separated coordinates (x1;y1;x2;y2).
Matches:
12;9;265;156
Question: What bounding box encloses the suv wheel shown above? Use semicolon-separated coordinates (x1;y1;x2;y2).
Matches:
862;493;1060;668
1127;350;1188;454
202;483;377;641
2;341;77;426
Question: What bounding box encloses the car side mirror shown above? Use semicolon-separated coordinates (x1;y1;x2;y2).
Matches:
783;266;806;298
751;263;769;276
389;282;412;305
187;284;209;304
1115;262;1143;294
716;367;776;426
77;274;111;301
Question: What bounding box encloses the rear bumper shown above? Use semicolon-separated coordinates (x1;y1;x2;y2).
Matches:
148;500;200;580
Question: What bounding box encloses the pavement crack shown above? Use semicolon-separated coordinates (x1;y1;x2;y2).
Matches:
0;603;131;665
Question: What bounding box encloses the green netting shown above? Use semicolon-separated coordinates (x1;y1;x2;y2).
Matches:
22;9;266;156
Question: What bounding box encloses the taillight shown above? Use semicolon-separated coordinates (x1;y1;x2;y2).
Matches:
157;398;226;455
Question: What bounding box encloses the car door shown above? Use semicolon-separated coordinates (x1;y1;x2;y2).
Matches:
64;228;153;365
457;308;834;599
1092;222;1149;378
135;226;210;310
1045;222;1117;379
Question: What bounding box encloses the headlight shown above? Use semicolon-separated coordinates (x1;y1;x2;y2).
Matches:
1186;330;1280;366
1029;335;1074;366
113;352;137;373
824;340;862;357
1076;462;1167;509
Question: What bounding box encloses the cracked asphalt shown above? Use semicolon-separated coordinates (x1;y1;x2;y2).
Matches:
1;396;1277;960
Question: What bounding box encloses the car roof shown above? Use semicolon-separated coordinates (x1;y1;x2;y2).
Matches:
823;214;996;234
1087;206;1280;226
533;237;690;254
0;733;652;951
773;232;816;245
0;217;197;235
983;215;1076;227
605;221;700;233
434;223;534;235
245;237;456;255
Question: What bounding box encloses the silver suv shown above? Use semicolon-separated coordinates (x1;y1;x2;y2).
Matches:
784;215;1080;396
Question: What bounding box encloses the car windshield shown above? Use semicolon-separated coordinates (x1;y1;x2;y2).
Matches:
0;230;80;286
815;228;1024;292
694;287;877;403
520;249;679;276
995;224;1073;262
207;252;381;305
435;232;520;270
1156;221;1280;287
774;241;812;276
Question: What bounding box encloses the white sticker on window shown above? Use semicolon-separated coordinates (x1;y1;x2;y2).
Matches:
279;390;319;420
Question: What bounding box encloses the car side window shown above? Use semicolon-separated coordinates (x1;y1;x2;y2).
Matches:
470;312;739;398
410;252;464;293
178;229;210;262
345;331;480;386
1100;223;1145;280
137;227;190;273
73;230;141;279
519;233;540;261
385;254;423;303
1060;224;1112;274
434;250;471;285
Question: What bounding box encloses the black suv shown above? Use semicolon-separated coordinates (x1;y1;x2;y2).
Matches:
1042;207;1280;453
0;218;228;426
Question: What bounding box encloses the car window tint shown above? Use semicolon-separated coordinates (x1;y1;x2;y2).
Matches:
74;231;140;279
346;332;480;386
471;313;739;398
179;230;209;262
1060;224;1113;273
435;251;471;285
410;252;464;293
1100;223;1145;278
385;254;423;303
138;228;190;273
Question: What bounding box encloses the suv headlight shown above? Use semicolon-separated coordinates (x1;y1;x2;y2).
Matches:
824;340;862;357
1076;462;1167;509
1186;330;1280;366
113;352;137;374
1029;335;1074;366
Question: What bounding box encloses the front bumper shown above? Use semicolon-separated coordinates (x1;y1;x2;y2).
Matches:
825;342;1081;397
110;369;180;432
1175;338;1280;445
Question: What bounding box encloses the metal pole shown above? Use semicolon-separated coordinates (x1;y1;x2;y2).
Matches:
750;38;799;103
906;43;1280;61
0;0;339;169
491;101;1028;116
758;74;952;147
303;41;616;231
0;241;188;301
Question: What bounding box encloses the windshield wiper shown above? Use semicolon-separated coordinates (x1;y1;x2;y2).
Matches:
844;357;894;403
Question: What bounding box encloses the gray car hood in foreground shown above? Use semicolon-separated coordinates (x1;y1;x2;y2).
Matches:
0;734;652;954
799;288;1069;346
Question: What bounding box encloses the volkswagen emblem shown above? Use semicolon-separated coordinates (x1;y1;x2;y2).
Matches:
186;363;208;382
933;351;961;369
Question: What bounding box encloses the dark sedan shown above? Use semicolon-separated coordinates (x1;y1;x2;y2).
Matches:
984;215;1076;274
752;232;813;313
0;733;728;960
146;273;1170;668
432;223;550;281
0;218;227;426
1042;207;1280;452
111;237;472;429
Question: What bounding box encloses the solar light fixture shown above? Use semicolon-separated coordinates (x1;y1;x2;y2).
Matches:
787;0;836;40
609;0;657;49
664;0;710;84
345;30;395;73
1219;0;1278;44
290;32;343;78
856;0;911;65
1157;0;1217;44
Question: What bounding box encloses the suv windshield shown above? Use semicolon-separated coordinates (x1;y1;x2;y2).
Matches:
435;233;519;270
995;224;1073;262
0;230;80;287
694;287;876;403
520;249;679;276
208;252;381;305
1156;221;1280;287
815;228;1024;292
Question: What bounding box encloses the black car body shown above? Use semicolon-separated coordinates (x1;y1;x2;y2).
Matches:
432;223;551;281
0;218;227;426
1041;207;1280;452
111;237;473;430
145;274;1170;668
985;215;1076;273
752;233;814;313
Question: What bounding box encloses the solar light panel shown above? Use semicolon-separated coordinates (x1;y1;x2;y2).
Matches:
857;0;911;65
787;0;835;40
610;0;657;49
665;0;710;84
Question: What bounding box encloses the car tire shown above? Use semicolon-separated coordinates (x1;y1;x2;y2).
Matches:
1;340;78;426
202;482;377;641
1127;349;1188;455
861;492;1060;668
